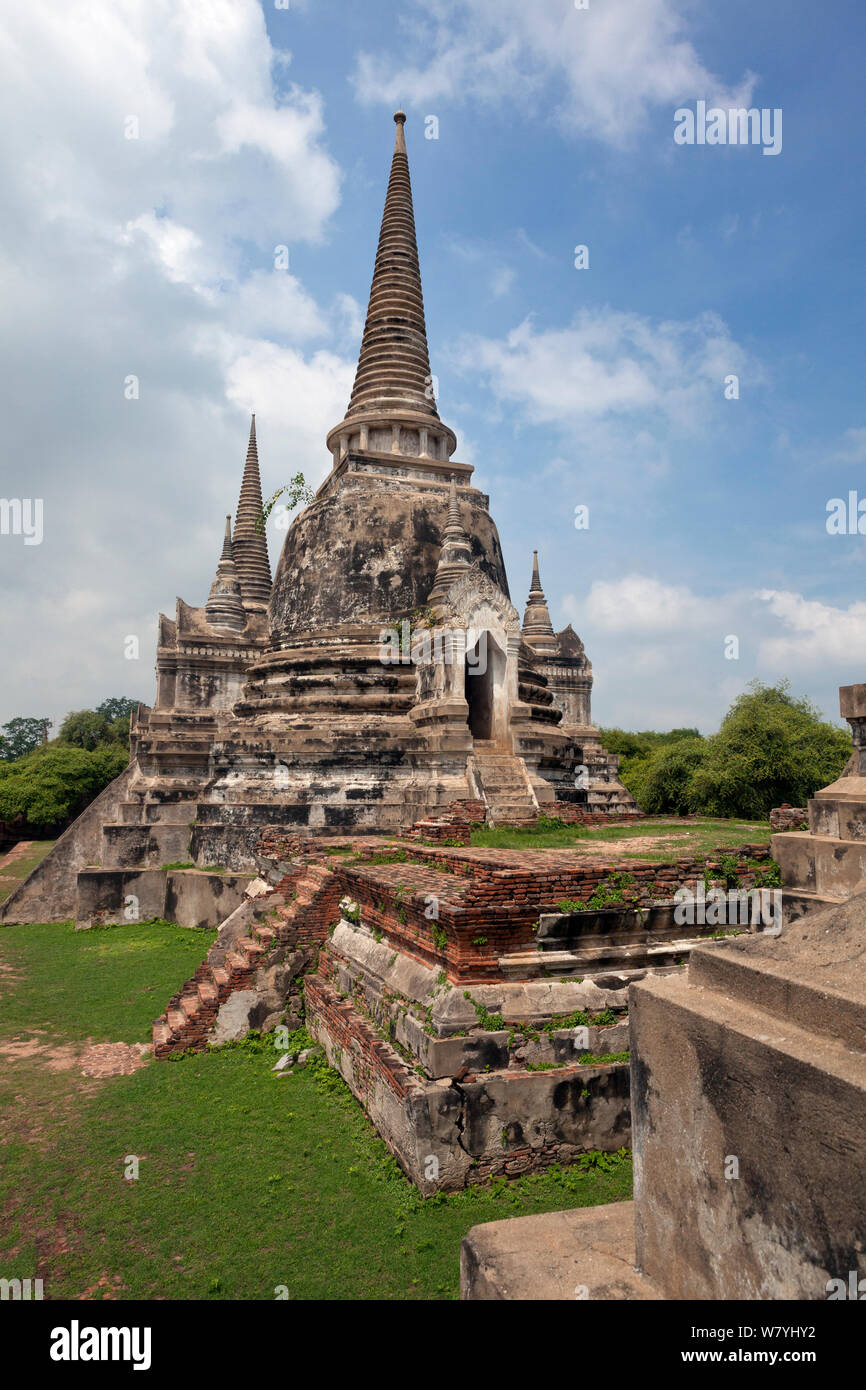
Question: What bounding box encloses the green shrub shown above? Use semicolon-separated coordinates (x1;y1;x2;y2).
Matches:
0;742;127;834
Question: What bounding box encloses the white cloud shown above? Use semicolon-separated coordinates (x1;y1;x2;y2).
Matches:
451;308;752;434
221;339;356;491
490;266;516;298
756;590;866;669
0;0;354;727
580;575;724;634
556;576;857;730
351;0;756;145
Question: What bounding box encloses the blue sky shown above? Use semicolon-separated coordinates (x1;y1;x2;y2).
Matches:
1;0;865;733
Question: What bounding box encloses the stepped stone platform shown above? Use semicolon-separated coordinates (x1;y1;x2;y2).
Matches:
462;883;866;1298
150;831;780;1191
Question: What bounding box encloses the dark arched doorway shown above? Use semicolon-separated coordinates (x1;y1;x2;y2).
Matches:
466;637;493;740
465;631;506;743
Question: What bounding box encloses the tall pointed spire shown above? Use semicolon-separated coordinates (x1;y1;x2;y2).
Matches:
522;550;558;654
346;110;437;422
326;113;457;468
232;414;272;611
428;475;473;606
206;515;246;632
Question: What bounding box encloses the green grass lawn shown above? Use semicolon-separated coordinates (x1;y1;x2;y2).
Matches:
0;920;632;1300
0;839;56;904
471;816;771;859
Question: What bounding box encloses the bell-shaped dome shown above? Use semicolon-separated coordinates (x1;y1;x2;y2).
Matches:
269;469;508;643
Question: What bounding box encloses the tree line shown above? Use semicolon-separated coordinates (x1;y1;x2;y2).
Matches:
601;681;850;820
0;698;138;837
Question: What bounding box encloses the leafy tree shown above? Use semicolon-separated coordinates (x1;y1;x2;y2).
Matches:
601;726;703;801
0;743;128;834
96;697;139;724
626;737;707;815
688;681;850;820
0;716;51;761
604;684;849;819
58;710;112;750
59;699;137;751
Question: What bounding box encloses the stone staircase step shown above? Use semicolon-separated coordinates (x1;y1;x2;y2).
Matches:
226;949;252;973
152;862;336;1058
500;939;703;978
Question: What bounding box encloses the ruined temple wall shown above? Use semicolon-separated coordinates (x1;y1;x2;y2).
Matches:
174;660;249;713
305;973;631;1194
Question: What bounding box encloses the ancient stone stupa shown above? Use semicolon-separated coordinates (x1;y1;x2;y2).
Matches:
1;113;633;927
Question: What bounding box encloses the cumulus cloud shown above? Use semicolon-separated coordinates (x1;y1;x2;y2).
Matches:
581;575;726;633
351;0;756;145
756;590;866;670
450;308;752;435
557;576;856;730
0;0;353;727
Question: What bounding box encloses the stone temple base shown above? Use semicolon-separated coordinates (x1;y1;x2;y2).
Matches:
462;886;866;1300
460;1201;660;1301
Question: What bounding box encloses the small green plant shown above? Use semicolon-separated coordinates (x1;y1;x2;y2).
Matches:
463;991;505;1032
558;872;641;913
470;936;488;946
256;472;315;532
752;860;781;888
578;1050;630;1065
411;605;441;630
162;860;195;871
431;923;447;952
362;849;410;867
717;855;742;889
543;1008;616;1035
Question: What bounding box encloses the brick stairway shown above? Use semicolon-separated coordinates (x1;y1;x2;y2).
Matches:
152;861;338;1058
470;744;538;825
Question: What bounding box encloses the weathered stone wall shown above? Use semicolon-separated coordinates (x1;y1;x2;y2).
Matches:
630;899;866;1299
305;972;631;1194
76;867;254;930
